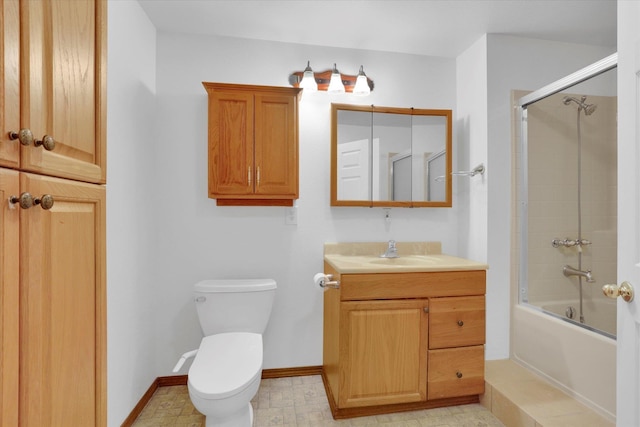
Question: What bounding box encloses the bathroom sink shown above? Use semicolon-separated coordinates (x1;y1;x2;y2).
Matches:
369;256;438;266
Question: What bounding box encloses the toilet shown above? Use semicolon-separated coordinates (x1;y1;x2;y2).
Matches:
187;279;276;427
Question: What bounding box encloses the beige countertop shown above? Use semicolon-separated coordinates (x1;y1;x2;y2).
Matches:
324;242;488;273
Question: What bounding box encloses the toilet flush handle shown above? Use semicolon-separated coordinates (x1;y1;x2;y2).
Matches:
172;349;198;373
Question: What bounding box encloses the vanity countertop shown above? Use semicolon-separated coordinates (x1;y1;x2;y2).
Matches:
324;242;488;273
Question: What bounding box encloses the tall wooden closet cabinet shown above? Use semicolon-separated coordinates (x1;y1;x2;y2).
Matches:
1;0;107;425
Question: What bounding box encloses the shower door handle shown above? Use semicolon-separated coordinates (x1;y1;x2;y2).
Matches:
602;282;634;302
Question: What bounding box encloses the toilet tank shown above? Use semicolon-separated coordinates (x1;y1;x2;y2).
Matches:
193;279;276;336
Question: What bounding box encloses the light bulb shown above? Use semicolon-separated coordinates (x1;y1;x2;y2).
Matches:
353;65;370;96
327;63;345;93
299;60;317;92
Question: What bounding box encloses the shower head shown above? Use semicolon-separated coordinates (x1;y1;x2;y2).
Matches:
563;95;597;115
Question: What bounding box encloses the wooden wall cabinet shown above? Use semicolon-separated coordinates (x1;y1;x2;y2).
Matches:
0;1;106;425
322;264;486;419
203;82;302;206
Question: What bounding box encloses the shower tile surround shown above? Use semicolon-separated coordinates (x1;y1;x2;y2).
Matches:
518;91;617;312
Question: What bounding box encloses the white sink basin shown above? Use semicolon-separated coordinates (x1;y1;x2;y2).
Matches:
369;256;438;266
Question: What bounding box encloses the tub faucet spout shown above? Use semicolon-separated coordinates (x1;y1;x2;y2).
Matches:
563;265;596;283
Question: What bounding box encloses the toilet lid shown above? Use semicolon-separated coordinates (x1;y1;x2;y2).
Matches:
188;332;263;400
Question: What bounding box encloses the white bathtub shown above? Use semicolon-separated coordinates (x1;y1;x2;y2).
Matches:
512;304;616;422
540;299;616;338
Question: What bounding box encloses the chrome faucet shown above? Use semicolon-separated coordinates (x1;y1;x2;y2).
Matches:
380;240;399;258
563;265;596;283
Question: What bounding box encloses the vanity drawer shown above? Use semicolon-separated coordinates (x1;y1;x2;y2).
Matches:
427;346;485;400
428;296;485;349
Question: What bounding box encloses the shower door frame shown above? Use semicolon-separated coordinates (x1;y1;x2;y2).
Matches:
516;53;617;322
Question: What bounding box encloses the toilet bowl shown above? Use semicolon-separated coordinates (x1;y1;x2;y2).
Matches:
178;278;276;426
188;332;263;427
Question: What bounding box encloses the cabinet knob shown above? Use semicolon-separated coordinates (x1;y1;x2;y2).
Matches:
457;320;464;326
10;192;34;209
9;129;34;146
35;134;56;151
35;194;54;210
456;371;463;379
9;192;54;210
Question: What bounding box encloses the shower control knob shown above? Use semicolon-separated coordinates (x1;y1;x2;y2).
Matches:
602;282;634;303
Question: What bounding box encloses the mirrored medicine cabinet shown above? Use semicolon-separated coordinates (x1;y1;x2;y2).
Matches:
331;103;452;207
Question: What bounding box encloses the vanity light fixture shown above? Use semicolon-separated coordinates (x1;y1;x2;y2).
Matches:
288;61;374;94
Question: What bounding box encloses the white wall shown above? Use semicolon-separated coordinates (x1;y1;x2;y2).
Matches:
106;1;157;424
151;32;460;376
106;4;617;423
455;36;492;354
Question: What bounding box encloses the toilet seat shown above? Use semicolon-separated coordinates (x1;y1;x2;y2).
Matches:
188;332;263;400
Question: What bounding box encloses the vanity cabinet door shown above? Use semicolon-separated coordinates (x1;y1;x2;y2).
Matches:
339;299;429;408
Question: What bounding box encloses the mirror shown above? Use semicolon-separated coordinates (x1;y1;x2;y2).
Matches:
331;104;452;207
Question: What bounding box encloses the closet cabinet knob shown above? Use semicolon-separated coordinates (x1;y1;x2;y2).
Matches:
9;129;34;146
9;193;54;210
35;194;54;210
35;134;56;151
10;192;34;209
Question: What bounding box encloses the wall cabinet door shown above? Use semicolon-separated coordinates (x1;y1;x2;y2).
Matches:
339;299;429;408
18;173;106;426
204;82;301;206
0;168;19;427
208;90;255;197
19;0;106;184
253;93;298;197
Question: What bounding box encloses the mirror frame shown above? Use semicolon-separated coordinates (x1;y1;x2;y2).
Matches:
331;103;452;207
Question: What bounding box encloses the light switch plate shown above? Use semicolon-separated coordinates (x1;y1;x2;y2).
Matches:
285;206;298;225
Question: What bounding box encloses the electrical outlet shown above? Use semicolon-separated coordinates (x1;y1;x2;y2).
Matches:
285;206;298;225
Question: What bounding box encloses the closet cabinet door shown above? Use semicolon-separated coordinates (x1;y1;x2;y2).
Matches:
0;168;19;427
20;0;106;184
0;0;20;168
19;173;106;427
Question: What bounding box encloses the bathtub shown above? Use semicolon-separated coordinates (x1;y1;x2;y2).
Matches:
540;299;616;338
512;304;616;422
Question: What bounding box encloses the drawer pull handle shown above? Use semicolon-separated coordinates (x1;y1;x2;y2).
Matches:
457;320;464;326
456;371;463;379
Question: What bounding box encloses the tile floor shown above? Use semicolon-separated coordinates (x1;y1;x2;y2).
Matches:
131;375;505;426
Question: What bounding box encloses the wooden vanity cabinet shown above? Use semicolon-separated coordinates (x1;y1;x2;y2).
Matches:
322;264;486;419
203;83;302;206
